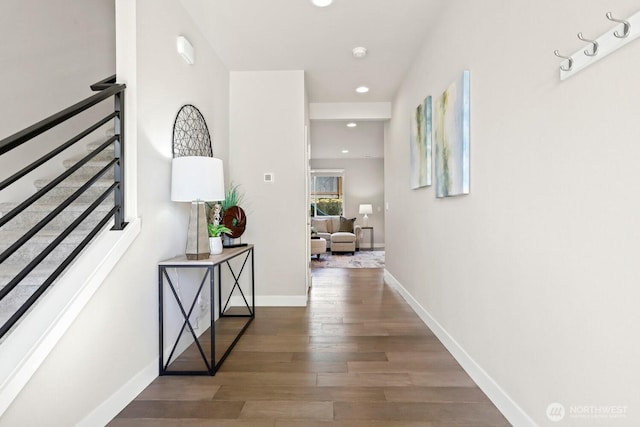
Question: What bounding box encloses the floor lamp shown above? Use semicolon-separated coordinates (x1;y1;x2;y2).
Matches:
359;204;372;227
171;156;225;260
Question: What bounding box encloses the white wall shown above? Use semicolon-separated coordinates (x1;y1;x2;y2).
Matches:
385;1;640;426
230;71;308;304
0;0;116;201
0;0;115;136
311;158;385;248
0;0;230;425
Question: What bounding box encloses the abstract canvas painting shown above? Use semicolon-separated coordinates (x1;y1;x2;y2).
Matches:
434;70;470;198
409;96;432;189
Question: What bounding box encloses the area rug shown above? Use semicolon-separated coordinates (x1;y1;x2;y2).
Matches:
310;251;385;269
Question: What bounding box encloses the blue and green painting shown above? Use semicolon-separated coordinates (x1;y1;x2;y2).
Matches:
434;70;470;198
410;95;432;189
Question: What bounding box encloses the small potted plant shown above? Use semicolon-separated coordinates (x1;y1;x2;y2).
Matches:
208;224;231;255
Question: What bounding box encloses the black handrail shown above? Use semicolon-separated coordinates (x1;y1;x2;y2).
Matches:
0;112;117;192
90;74;116;91
0;155;118;265
0;181;118;303
0;83;125;156
0;76;127;339
0;190;119;339
0;137;117;229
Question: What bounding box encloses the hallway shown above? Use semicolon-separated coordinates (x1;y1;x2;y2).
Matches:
110;268;509;425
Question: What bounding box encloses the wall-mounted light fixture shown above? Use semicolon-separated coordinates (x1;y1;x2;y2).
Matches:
352;47;368;59
311;0;333;7
177;36;195;65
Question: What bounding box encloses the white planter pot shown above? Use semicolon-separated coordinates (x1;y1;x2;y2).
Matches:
209;236;223;255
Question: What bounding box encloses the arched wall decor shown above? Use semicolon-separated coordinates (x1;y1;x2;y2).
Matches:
172;104;213;158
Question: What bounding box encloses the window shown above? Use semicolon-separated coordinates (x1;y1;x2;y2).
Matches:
310;171;344;217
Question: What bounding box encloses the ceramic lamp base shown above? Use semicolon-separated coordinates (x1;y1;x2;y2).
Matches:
186;201;210;260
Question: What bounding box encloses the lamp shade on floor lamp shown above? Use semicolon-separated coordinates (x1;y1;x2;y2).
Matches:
359;204;373;227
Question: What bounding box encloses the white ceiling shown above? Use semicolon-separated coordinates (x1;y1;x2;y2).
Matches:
180;0;441;157
311;121;384;159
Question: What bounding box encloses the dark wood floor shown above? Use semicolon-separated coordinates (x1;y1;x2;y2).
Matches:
109;268;509;426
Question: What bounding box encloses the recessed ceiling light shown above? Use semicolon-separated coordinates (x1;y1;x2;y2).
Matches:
342;149;349;154
311;0;333;7
352;47;367;59
356;86;369;93
347;122;357;128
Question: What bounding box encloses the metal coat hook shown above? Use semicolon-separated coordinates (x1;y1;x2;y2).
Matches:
577;33;599;56
554;50;573;71
557;10;639;80
606;12;631;38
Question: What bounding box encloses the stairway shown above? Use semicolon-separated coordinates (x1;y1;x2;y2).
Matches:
0;136;116;338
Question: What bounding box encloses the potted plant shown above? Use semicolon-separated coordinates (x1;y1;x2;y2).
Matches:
208;224;231;255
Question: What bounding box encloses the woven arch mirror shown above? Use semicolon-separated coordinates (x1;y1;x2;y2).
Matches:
172;104;213;158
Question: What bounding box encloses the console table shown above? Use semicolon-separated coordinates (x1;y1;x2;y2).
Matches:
158;245;254;375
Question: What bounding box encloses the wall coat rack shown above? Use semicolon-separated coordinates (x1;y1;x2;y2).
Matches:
554;10;640;80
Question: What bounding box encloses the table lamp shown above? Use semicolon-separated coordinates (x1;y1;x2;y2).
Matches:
359;204;373;227
171;156;225;259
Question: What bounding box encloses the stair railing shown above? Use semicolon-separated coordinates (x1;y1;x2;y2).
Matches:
0;76;126;339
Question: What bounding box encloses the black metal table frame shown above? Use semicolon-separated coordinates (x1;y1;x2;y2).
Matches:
158;246;254;376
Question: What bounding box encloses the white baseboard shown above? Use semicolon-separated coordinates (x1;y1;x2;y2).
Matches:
78;357;156;427
383;269;536;427
83;270;538;426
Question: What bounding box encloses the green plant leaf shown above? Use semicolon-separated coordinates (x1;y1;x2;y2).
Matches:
221;183;244;211
208;223;232;237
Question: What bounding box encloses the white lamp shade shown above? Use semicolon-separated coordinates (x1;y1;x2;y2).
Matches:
359;204;373;215
171;156;225;202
